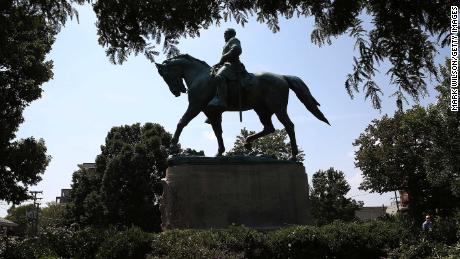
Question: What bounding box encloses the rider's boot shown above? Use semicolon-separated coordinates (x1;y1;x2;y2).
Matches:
209;77;228;109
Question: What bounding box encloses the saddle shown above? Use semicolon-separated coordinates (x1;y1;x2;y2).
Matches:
222;62;255;88
226;72;256;109
209;62;256;110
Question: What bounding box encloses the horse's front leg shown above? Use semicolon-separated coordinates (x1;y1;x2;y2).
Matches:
171;105;201;149
210;115;225;156
203;110;225;156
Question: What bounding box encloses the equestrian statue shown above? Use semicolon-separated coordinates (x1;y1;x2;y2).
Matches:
155;28;330;161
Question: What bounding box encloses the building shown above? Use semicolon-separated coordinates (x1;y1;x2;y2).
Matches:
56;189;71;203
0;217;18;236
399;190;409;207
55;162;97;203
355;206;387;220
78;162;96;171
386;191;409;215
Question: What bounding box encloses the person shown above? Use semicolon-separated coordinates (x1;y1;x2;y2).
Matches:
209;28;243;109
422;215;433;231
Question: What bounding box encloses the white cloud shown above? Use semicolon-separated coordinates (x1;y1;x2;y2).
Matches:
346;151;355;158
348;170;363;191
202;130;216;140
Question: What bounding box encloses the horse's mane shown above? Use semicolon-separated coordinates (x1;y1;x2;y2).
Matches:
166;54;211;68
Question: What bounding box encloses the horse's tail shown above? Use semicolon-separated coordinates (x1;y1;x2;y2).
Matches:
284;75;330;125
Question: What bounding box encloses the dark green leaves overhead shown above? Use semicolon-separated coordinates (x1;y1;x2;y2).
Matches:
92;0;453;109
0;0;80;203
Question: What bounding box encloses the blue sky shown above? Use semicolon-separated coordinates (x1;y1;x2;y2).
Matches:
0;5;449;216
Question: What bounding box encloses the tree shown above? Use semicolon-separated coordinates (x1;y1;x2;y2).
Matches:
354;60;460;220
68;166;105;227
40;202;70;228
7;202;71;235
90;0;452;109
226;128;305;162
310;167;363;225
0;138;50;204
68;123;172;231
0;0;84;203
5;204;36;235
179;148;205;156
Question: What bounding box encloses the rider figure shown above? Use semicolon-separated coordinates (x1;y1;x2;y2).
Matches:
209;28;243;109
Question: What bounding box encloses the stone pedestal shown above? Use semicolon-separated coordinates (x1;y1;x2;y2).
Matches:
160;156;311;230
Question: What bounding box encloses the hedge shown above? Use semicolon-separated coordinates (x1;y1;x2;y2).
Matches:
1;219;458;259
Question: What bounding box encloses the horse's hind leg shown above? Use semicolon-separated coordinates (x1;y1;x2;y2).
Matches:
245;110;275;150
275;109;298;161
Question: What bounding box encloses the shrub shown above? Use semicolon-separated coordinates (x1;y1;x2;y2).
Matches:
319;220;407;258
389;239;451;259
72;227;108;259
38;225;78;258
0;236;56;259
215;225;268;258
1;218;458;258
445;243;460;258
96;227;154;259
268;225;327;258
0;226;109;259
430;216;459;244
150;229;242;258
148;222;407;258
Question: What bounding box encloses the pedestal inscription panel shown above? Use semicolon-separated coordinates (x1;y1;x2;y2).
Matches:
160;156;311;230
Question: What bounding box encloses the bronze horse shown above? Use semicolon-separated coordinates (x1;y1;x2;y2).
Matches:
155;54;329;160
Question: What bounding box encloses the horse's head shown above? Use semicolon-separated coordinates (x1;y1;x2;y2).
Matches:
155;59;187;97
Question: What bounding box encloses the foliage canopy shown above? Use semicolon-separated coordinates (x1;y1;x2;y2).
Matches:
354;60;460;219
310;167;363;225
91;0;453;109
68;123;172;231
5;204;35;235
0;0;83;203
226;128;305;162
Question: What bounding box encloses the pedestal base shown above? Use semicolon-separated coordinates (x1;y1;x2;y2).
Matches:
160;156;311;230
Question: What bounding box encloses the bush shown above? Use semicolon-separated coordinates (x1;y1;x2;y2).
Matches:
0;226;108;259
1;218;458;258
150;228;244;258
268;225;326;258
148;221;408;258
430;216;459;244
72;227;108;259
389;239;452;259
96;227;154;259
38;225;78;258
320;220;408;258
0;236;56;259
445;243;460;258
215;226;268;258
384;213;460;259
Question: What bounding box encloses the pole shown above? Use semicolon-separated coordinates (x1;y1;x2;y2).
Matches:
394;191;400;212
238;80;243;122
29;191;43;236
